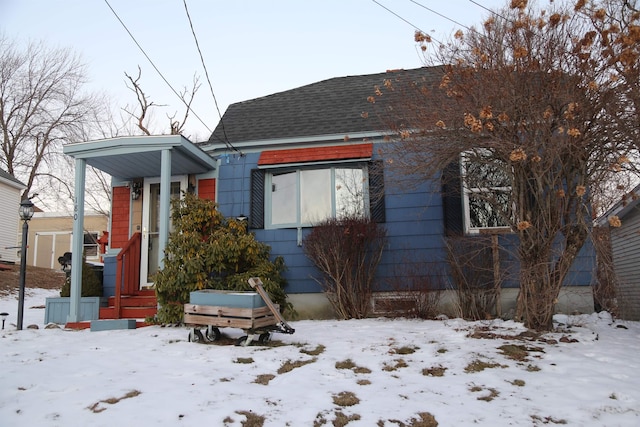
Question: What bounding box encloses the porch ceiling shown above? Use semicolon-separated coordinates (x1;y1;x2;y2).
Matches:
63;135;216;179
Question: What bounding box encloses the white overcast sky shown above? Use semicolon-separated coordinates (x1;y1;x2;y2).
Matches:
2;0;508;141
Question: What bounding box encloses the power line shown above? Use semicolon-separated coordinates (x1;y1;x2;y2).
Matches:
182;0;239;152
468;0;513;25
409;0;475;35
103;0;212;134
370;0;445;45
409;0;505;47
373;0;510;54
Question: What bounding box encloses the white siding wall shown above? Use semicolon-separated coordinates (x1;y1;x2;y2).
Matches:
610;206;640;320
0;182;21;263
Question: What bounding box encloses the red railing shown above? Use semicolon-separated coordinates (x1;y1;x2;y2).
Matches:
114;232;142;318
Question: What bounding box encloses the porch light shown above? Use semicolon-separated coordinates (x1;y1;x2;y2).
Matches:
131;181;142;200
17;198;34;330
1;312;8;329
236;214;248;223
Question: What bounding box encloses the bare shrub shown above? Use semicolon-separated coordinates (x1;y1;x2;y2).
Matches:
445;236;504;320
303;216;386;319
380;256;445;319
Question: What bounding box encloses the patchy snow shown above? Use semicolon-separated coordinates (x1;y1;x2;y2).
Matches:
1;288;639;426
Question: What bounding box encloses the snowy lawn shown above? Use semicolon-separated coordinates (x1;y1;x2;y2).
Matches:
1;289;639;426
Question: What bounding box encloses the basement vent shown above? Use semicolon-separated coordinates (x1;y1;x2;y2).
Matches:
371;293;417;316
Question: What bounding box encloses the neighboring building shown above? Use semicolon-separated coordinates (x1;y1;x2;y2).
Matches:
597;184;640;320
28;212;108;270
0;168;26;264
62;66;596;322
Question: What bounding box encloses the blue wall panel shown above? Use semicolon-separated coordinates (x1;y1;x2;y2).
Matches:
213;145;595;296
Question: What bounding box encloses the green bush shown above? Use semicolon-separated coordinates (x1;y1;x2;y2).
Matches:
60;257;103;297
154;192;289;324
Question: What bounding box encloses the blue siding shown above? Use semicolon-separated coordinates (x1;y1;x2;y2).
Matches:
214;145;595;295
103;255;116;297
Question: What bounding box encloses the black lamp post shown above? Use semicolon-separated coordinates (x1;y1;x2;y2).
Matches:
17;198;34;330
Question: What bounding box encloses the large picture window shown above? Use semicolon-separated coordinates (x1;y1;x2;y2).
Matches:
461;152;512;233
266;166;367;228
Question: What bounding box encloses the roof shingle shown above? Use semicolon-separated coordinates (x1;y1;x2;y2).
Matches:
207;66;444;146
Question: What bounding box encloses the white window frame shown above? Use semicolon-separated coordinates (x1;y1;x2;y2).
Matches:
264;163;370;229
460;151;513;234
83;231;100;260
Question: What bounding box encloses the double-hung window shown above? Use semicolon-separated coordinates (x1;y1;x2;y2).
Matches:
83;232;100;259
266;165;368;228
461;151;512;233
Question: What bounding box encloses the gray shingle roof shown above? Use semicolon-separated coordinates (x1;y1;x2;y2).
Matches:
0;168;25;188
207;66;444;146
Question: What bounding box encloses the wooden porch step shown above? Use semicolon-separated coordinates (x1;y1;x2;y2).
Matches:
100;292;158;320
106;295;157;307
65;320;152;330
99;306;158;319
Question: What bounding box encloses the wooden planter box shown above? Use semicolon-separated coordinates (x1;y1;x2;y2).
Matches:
44;297;107;324
189;290;266;308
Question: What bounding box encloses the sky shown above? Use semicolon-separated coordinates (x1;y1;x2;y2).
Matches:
1;287;640;426
1;0;507;142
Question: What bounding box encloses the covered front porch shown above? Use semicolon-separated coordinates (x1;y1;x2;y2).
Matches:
62;135;217;327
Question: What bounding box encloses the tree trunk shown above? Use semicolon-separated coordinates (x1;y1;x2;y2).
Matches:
517;224;588;331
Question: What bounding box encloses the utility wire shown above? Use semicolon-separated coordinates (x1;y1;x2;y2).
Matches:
182;0;239;152
370;0;444;46
468;0;512;24
409;0;505;47
373;0;513;54
409;0;475;34
103;0;212;134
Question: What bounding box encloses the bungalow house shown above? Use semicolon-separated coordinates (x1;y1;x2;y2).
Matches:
596;184;640;320
61;66;596;325
0;168;26;265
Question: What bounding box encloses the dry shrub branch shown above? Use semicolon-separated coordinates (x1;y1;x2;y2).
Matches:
303;216;386;319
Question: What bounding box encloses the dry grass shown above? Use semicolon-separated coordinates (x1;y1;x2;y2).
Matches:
277;358;317;374
253;374;275;385
0;264;65;295
464;359;506;373
332;391;360;407
391;345;418;355
235;410;265;427
383;358;408;372
87;390;142;413
498;344;545;362
385;412;439;427
422;365;447;377
335;359;372;374
301;345;326;356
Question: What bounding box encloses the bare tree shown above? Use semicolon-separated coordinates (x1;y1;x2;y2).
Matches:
371;0;639;330
123;66;201;136
0;36;101;201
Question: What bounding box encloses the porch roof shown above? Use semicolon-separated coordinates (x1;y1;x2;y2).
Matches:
63;135;216;179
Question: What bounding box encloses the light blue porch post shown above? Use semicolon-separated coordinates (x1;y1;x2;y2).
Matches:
158;149;172;270
68;158;86;323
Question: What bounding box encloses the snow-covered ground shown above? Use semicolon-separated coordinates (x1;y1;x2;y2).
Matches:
1;288;639;426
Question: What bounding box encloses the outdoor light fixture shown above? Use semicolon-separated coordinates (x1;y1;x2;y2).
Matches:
236;214;248;223
1;312;8;330
19;198;35;222
131;181;142;200
17;198;34;331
